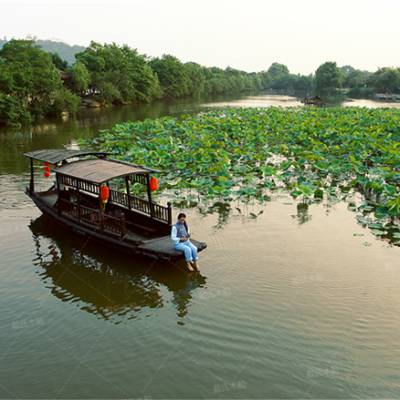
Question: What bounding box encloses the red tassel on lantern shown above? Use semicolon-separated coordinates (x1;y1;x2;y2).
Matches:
149;176;159;191
43;162;51;178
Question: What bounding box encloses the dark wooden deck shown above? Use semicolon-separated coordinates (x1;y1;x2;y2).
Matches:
137;237;207;258
35;190;207;261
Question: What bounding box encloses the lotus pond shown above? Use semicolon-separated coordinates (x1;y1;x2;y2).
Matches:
3;98;400;398
87;107;400;245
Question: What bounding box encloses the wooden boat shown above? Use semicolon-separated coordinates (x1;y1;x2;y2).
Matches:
301;96;324;106
24;149;206;261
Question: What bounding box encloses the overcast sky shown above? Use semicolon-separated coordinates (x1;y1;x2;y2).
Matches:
1;0;399;74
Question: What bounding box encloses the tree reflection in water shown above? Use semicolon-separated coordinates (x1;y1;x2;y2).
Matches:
29;216;207;324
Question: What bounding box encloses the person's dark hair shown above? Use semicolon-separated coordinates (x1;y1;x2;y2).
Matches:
177;213;186;219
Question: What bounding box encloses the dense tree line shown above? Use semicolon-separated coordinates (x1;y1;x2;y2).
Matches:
0;40;80;126
0;39;399;126
266;61;400;99
0;40;264;126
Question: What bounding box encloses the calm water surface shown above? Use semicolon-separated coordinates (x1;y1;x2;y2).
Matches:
1;95;400;398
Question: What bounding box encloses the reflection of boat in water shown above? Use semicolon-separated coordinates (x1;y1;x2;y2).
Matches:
30;216;206;323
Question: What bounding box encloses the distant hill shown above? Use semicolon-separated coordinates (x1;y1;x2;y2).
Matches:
0;38;86;65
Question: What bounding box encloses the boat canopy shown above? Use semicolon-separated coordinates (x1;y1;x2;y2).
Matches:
54;158;157;184
24;149;111;164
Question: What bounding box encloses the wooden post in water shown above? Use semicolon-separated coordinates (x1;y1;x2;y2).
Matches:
29;158;34;194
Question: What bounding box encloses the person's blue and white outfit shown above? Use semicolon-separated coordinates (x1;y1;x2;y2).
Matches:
171;222;198;262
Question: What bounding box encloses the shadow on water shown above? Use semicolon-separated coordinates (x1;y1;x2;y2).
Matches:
29;215;207;324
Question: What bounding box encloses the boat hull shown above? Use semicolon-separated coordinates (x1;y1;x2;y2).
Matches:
28;191;207;261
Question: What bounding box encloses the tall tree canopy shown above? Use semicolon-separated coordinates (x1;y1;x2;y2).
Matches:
149;55;190;99
76;42;161;104
0;39;78;126
184;62;206;97
340;65;373;97
68;61;91;95
314;61;342;96
368;67;400;94
266;63;290;90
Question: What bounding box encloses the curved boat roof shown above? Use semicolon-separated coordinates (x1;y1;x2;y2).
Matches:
54;158;156;184
24;149;159;183
24;149;111;164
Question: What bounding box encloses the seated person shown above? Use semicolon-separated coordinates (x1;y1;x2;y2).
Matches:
171;213;199;272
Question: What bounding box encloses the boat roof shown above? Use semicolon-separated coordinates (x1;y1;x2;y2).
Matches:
24;149;111;164
54;158;157;184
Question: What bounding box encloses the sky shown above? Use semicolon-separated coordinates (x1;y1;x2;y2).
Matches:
1;0;399;74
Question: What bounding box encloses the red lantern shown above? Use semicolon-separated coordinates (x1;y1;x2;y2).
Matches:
43;162;51;178
149;176;159;191
100;185;110;202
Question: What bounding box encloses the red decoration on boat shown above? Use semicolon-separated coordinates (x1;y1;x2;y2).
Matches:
149;176;159;191
43;162;51;178
100;185;110;202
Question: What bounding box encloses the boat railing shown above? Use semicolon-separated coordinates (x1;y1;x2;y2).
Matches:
109;189;171;224
57;174;171;225
153;202;171;223
58;198;126;237
59;175;100;195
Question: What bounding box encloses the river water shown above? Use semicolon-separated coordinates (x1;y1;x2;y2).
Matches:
1;95;400;398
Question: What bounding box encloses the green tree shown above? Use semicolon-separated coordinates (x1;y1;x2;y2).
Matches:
259;70;271;89
68;61;91;95
50;88;80;115
184;62;206;97
51;52;68;70
340;65;356;81
314;61;342;96
368;67;400;93
149;55;190;99
260;64;312;94
0;39;79;126
76;42;160;104
292;74;313;94
266;62;290;90
341;66;371;88
341;65;373;98
249;72;263;92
